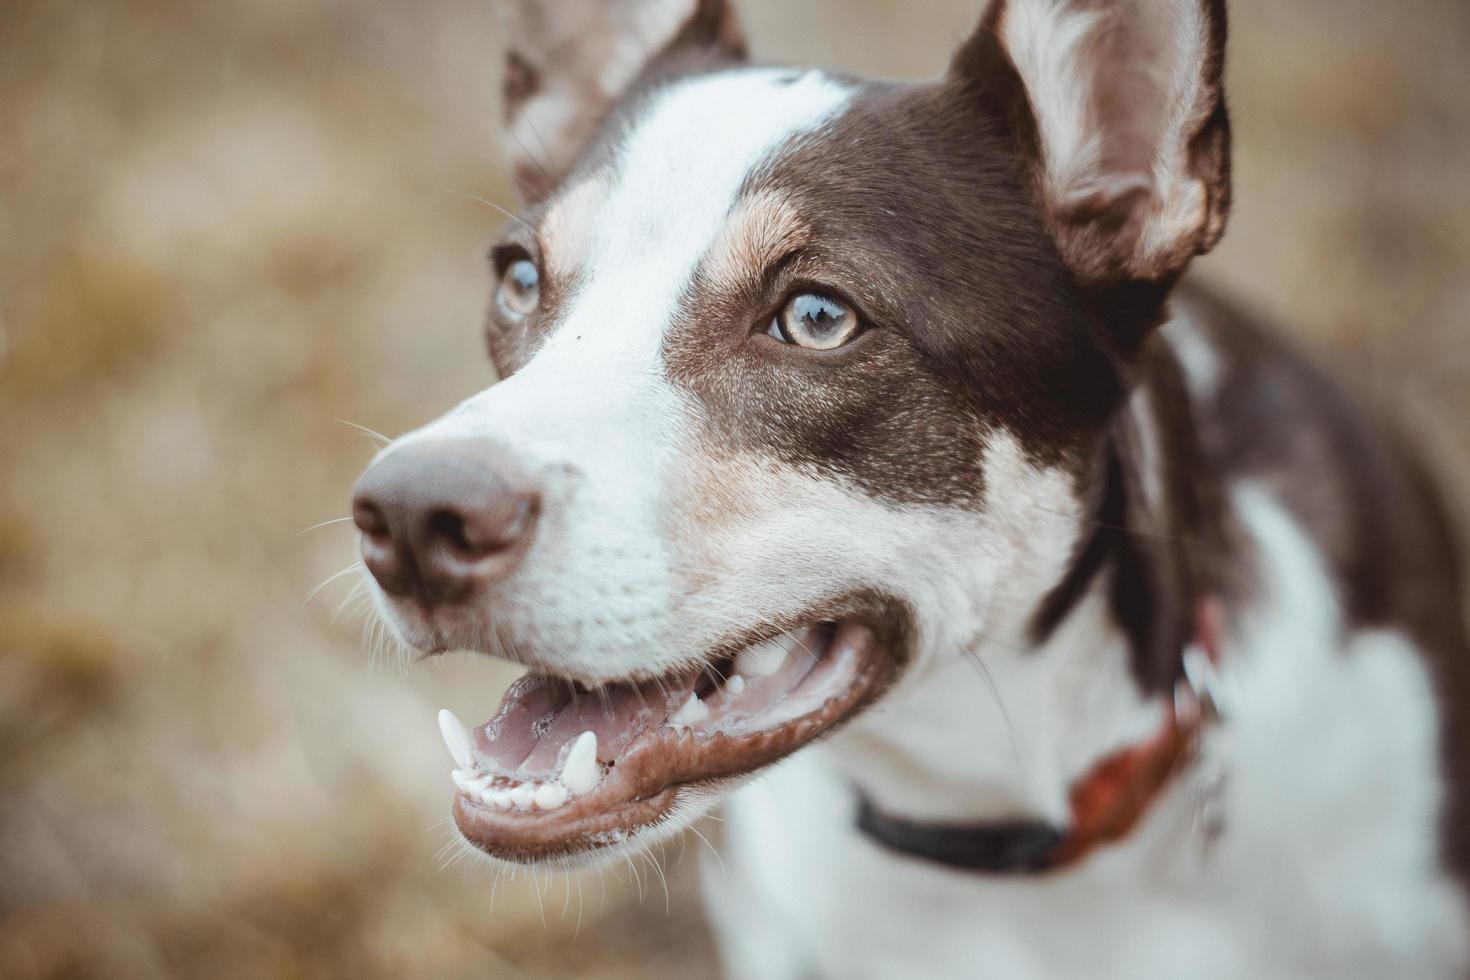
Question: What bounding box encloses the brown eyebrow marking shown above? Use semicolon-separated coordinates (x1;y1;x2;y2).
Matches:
699;189;811;296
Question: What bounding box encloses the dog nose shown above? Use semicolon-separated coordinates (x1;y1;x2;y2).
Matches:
351;441;538;604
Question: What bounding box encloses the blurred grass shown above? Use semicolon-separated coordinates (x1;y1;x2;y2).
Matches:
0;1;1466;977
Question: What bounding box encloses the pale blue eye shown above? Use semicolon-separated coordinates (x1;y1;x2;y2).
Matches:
510;260;538;292
773;292;860;350
499;258;541;316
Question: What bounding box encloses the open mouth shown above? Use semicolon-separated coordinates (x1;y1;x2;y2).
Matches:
439;619;891;863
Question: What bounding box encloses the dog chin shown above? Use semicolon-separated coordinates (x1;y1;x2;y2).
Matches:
420;616;903;868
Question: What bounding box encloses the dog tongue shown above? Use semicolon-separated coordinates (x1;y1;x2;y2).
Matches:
471;671;698;778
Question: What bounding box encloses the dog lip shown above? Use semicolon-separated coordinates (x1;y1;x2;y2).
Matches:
449;619;894;863
452;785;683;864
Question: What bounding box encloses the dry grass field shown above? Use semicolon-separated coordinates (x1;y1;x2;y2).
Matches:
1;1;1466;977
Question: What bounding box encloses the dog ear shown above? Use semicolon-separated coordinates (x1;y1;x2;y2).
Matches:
953;0;1231;306
497;0;747;201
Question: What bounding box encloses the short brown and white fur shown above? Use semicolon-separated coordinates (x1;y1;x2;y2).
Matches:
351;1;1470;976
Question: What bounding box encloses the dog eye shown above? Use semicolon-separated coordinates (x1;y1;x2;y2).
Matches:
498;258;541;317
768;292;860;350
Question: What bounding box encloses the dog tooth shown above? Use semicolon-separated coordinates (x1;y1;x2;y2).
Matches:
670;692;710;726
438;708;475;770
735;639;788;677
455;775;490;799
561;731;600;796
452;770;489;796
534;783;568;810
725;674;746;694
509;782;536;811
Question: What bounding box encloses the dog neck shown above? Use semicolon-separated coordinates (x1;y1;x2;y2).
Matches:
824;331;1231;831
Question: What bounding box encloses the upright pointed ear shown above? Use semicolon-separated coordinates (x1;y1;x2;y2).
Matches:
497;0;746;200
954;0;1231;299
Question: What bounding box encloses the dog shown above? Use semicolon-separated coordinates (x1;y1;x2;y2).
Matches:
349;1;1470;975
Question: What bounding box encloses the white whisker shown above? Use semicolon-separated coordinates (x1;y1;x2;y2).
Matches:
298;515;356;535
333;417;393;446
304;562;364;606
467;193;537;236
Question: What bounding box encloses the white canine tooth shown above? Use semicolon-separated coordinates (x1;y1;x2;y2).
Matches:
509;782;536;811
725;674;746;694
438;708;475;770
735;639;788;678
561;731;600;796
670;692;709;726
534;783;568;810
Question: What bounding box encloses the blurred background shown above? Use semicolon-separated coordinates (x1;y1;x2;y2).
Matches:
1;0;1466;976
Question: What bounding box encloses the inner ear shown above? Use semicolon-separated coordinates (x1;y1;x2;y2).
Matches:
954;0;1231;294
497;0;747;202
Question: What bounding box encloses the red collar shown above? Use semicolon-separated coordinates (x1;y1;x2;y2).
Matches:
856;600;1225;874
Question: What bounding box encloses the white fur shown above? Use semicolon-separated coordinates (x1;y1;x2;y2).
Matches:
1127;380;1166;515
711;482;1470;979
375;68;853;679
1163;294;1224;398
1001;0;1110;206
360;23;1468;973
816;430;1159;826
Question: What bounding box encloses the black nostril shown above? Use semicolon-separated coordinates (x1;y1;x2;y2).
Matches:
428;496;537;560
427;508;479;558
352;498;389;537
351;488;414;598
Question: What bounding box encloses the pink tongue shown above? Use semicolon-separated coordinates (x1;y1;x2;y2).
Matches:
472;671;698;777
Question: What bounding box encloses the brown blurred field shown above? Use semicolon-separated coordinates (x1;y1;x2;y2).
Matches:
1;1;1467;977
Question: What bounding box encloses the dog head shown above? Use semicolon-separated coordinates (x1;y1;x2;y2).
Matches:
351;0;1231;865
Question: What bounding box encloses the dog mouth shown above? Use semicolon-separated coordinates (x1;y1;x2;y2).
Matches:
440;619;891;863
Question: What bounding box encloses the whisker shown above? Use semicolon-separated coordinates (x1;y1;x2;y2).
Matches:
697;810;777;835
642;843;671;915
960;645;1021;769
687;824;726;882
331;578;371;626
298;515;355;535
333;417;392;446
574;868;585;938
518;112;557;184
1022;498;1204;546
531;865;547;929
467;193;537;236
787;630;822;667
699;662;725;692
304;562;364;606
500;125;553;194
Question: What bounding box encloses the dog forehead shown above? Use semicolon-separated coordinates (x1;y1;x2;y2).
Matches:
539;68;851;356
